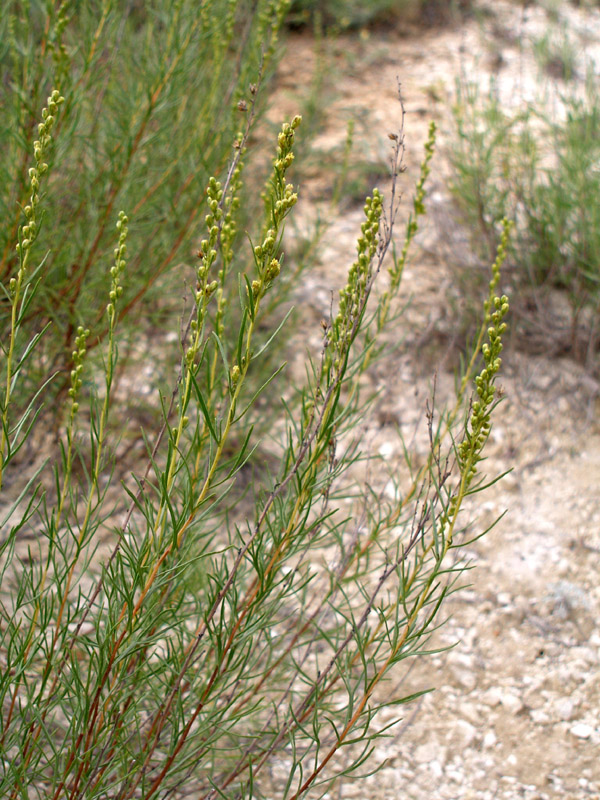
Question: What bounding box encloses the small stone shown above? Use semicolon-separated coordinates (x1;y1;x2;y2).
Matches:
555;697;577;721
455;719;477;747
530;709;550;725
430;760;444;778
451;668;477;691
572;646;598;665
449;653;477;691
414;740;439;764
378;440;395;458
459;702;481;725
483;731;497;748
482;687;503;707
570;722;594;739
500;692;524;715
501;472;519;492
556;558;570;577
523;687;544;709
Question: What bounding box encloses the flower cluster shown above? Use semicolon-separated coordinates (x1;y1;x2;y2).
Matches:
258;0;292;63
13;90;64;287
248;116;300;307
413;121;436;216
215;158;243;340
330;188;383;371
186;178;225;368
197;176;222;302
273;116;300;173
107;211;128;324
220;164;242;269
443;220;511;538
67;326;90;417
458;293;509;481
389;120;436;293
48;2;71;89
484;217;511;313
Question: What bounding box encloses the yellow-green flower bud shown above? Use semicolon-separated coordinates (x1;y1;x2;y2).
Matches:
267;258;281;280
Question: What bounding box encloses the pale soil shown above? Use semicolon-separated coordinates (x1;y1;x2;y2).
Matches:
269;2;600;798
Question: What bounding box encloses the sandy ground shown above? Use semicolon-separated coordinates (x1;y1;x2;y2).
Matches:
269;2;600;797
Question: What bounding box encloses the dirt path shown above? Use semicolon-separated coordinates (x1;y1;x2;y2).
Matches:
272;2;600;797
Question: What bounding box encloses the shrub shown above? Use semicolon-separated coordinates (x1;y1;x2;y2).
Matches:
450;71;600;367
287;0;470;31
0;0;289;398
0;8;509;798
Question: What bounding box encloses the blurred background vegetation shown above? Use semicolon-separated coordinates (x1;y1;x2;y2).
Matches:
0;0;288;404
287;0;472;30
2;0;599;414
283;0;600;373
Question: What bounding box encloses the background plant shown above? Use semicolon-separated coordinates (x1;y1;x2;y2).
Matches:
450;68;600;369
286;0;471;31
0;0;290;402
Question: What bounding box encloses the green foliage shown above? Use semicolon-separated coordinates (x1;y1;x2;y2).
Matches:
287;0;470;30
287;0;401;29
450;72;600;366
0;7;510;797
0;0;289;393
533;30;578;81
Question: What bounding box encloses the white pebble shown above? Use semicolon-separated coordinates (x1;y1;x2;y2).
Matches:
483;731;497;748
500;692;524;715
570;722;594;739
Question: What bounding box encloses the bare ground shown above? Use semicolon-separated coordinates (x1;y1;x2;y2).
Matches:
269;2;600;797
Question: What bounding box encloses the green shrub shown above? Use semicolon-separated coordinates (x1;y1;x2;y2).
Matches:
533;29;578;81
0;8;510;797
450;72;600;367
287;0;399;29
0;0;289;398
287;0;470;30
